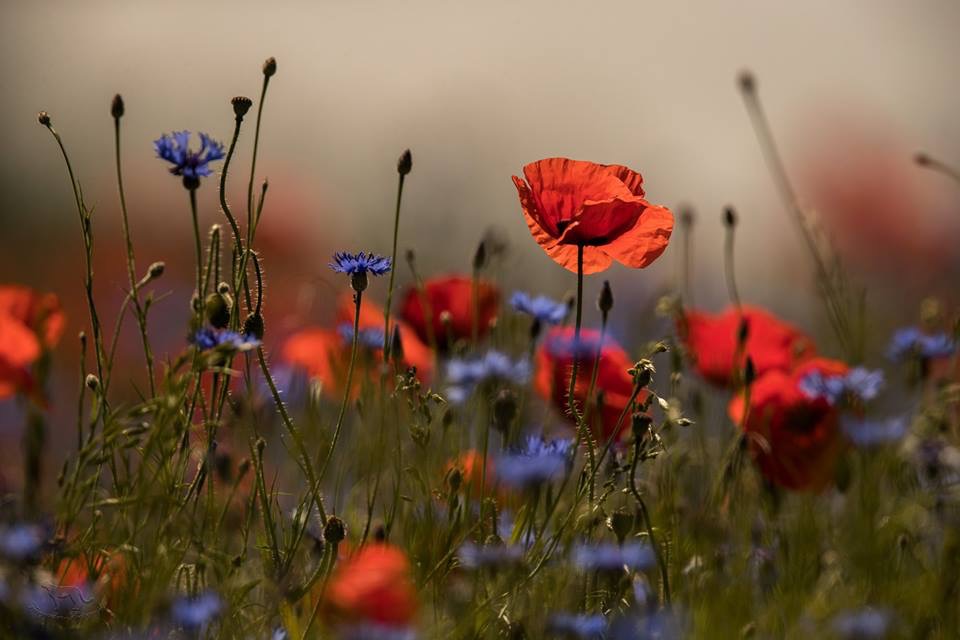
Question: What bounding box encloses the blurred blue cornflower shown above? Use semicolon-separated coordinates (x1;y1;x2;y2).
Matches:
458;542;524;569
338;624;418;640
0;523;46;562
830;607;893;639
445;351;530;404
510;291;567;326
571;541;655;572
191;327;260;353
171;590;223;631
338;323;386;350
495;435;573;488
886;327;955;362
799;367;884;405
546;613;607;639
154;131;224;186
543;328;609;359
329;252;392;277
842;415;909;448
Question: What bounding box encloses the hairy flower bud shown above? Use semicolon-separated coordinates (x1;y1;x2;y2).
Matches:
111;94;125;119
205;293;231;329
323;516;346;544
723;206;737;228
148;261;166;279
243;313;265;341
738;70;756;94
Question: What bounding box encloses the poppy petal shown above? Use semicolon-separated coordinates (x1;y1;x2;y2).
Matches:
603;164;645;197
602;203;674;269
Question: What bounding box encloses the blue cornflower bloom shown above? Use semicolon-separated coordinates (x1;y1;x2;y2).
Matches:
543;328;609;359
458;542;524;568
171;591;223;631
886;327;955;361
154;131;225;187
842;415;909;448
496;435;573;488
571;541;655;572
799;367;884;405
338;323;386;350
547;613;607;639
445;351;530;404
510;291;567;326
191;327;260;353
830;607;893;640
329;252;392;277
0;523;46;562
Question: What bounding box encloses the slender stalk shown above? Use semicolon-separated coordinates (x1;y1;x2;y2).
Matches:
318;291;363;484
382;168;407;360
219;114;246;275
916;152;960;185
723;207;742;310
247;74;271;246
629;441;671;604
567;246;595;481
188;188;203;306
113;108;156;395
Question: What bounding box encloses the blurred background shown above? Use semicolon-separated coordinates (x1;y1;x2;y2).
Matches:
1;0;959;469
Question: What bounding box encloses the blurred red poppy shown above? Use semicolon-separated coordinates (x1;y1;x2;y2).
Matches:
326;543;418;626
728;357;848;492
512;158;674;274
680;305;815;387
0;285;65;399
534;326;640;443
400;275;499;349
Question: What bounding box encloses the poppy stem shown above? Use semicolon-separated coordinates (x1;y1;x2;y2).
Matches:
383;169;407;361
318;290;363;485
723;206;742;311
567;245;595;484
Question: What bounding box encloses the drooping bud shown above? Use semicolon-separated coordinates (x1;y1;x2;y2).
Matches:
323;516;346;544
397;149;412;176
232;96;253;118
147;261;166;279
37;111;51;127
598;280;613;315
631;413;653;441
111;94;125;119
607;508;634;545
262;57;277;77
473;240;487;272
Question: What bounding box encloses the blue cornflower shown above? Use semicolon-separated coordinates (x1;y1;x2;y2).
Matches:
329;252;392;277
830;607;893;640
0;523;46;562
546;613;607;639
886;327;955;362
191;327;260;353
338;323;386;350
543;328;609;359
458;542;524;569
799;367;884;405
445;351;530;404
842;415;909;448
510;291;567;326
495;435;573;488
571;541;655;572
154;131;225;187
171;591;223;631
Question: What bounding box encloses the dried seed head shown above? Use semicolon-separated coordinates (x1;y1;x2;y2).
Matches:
232;96;253;118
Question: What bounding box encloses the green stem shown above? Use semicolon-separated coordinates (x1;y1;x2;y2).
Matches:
629;437;671;604
189;188;203;307
382;171;406;360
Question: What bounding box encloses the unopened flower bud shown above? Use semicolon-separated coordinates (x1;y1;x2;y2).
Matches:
85;374;100;391
631;413;653;440
738;70;756;94
744;356;756;386
598;280;613;315
37;111;51;127
237;458;251;478
323;516;346;544
243;313;265;340
448;467;463;492
148;261;165;279
737;316;750;346
232;96;252;118
607;508;634;545
914;152;931;167
631;359;655;388
205;293;231;329
263;57;277;77
111;94;125;119
679;206;695;228
390;325;404;364
723;206;737;228
255;437;266;456
397;149;412;176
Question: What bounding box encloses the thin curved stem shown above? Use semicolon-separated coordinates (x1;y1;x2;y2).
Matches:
629;438;671;604
382;171;406;360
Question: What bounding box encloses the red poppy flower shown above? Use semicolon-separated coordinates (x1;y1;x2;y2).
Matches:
512;158;674;274
0;285;65;399
56;550;129;608
446;449;496;496
534;326;641;443
728;357;849;492
326;543;418;626
680;305;816;387
400;275;499;349
281;327;346;397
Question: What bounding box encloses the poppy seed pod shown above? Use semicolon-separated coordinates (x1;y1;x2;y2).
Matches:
397;149;412;176
111;94;125;119
262;57;277;77
323;516;346;544
232;96;252;118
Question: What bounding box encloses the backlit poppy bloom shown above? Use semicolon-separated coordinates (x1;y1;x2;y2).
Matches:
326;543;418;626
728;357;849;492
400;275;499;349
512;158;674;274
535;327;641;443
0;285;65;399
680;305;815;387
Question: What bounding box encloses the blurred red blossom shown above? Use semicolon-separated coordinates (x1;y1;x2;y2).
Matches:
0;285;65;400
400;275;499;349
325;543;418;626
